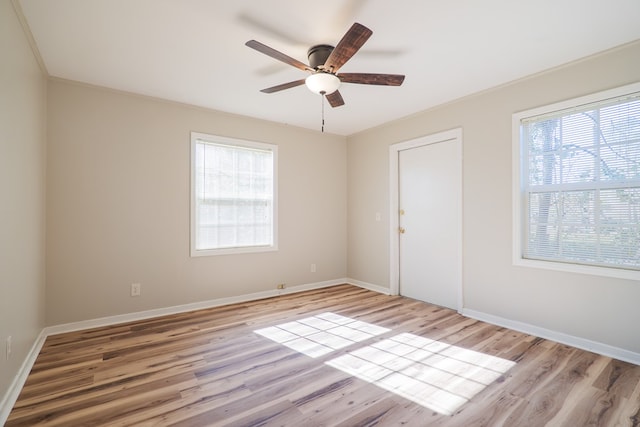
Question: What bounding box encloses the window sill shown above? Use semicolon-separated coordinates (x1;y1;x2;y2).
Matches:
513;257;640;281
191;245;278;257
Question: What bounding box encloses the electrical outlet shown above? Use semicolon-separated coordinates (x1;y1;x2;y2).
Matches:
310;263;316;273
277;283;286;290
6;336;12;360
131;283;141;297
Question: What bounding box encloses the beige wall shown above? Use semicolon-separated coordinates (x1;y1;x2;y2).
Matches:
46;80;347;325
0;0;47;400
347;41;640;354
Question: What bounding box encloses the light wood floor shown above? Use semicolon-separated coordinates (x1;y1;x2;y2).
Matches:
6;284;640;426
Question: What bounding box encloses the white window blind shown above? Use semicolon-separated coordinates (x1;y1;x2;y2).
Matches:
520;91;640;271
191;133;276;256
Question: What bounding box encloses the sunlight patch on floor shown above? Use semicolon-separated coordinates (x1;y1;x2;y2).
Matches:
325;332;516;415
254;312;390;358
254;313;515;414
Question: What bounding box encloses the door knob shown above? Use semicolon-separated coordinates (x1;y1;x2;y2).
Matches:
399;227;406;234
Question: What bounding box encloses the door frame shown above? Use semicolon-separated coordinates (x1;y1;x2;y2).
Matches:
388;128;463;311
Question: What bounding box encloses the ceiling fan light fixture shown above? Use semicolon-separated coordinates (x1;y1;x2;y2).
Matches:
305;72;340;95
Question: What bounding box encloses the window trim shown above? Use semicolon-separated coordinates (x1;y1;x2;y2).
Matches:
512;82;640;281
190;132;278;257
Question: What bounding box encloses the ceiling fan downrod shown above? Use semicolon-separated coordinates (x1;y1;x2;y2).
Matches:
320;91;326;132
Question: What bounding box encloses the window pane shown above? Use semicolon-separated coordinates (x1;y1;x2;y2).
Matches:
527;192;560;258
526;119;560;186
601;188;640;267
560;225;598;262
561;147;595;184
600;100;640;146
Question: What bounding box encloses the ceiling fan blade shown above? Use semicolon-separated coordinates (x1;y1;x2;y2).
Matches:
339;73;405;86
246;40;312;72
323;23;372;72
260;79;306;94
326;91;345;108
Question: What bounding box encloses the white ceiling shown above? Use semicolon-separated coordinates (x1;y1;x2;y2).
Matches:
18;0;640;136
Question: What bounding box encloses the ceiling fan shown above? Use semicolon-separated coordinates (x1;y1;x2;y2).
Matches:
245;23;405;108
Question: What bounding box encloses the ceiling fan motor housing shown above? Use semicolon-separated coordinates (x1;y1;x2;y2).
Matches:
307;44;334;70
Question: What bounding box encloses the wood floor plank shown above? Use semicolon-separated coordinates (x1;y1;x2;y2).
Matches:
333;396;403;427
543;355;613;426
621;378;640;426
6;284;640;426
223;400;305;427
594;359;640;398
296;379;391;425
504;349;599;426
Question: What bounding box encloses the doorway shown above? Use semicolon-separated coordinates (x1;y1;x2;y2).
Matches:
389;129;462;310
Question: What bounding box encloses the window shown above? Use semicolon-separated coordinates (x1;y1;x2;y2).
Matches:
513;83;640;279
191;132;277;256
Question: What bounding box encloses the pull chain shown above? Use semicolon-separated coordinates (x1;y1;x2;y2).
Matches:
320;91;326;133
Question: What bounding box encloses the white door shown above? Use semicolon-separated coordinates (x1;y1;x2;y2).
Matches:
398;135;461;309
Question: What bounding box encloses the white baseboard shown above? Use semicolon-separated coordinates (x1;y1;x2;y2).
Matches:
346;278;392;295
0;329;47;425
46;279;347;336
462;308;640;366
